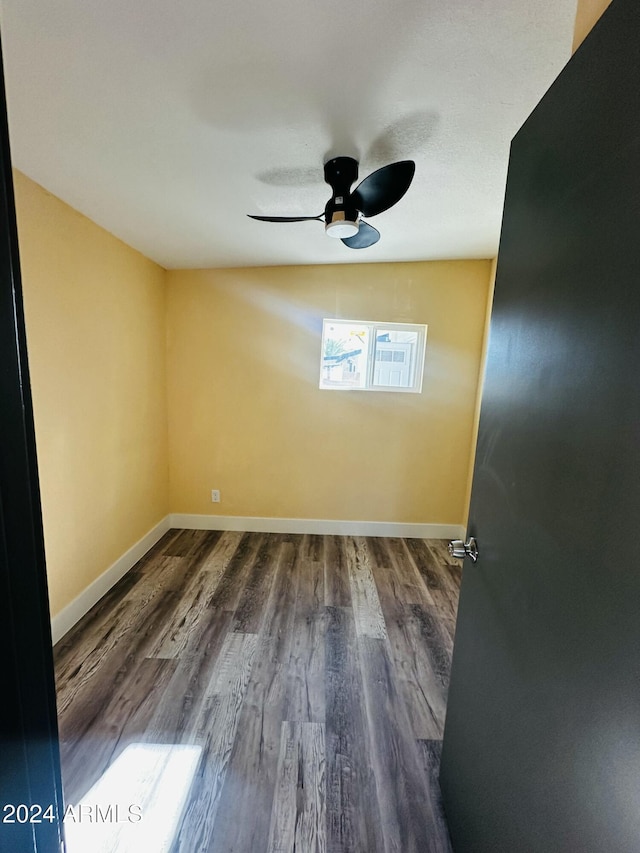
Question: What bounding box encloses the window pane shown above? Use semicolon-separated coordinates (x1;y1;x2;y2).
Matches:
372;329;418;388
320;320;425;393
320;321;370;389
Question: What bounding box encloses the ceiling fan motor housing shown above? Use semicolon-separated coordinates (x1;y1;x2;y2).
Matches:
324;156;360;237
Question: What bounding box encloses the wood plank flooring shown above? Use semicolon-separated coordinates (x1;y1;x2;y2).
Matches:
54;530;460;853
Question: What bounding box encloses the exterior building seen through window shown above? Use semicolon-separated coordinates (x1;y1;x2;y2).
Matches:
320;319;427;393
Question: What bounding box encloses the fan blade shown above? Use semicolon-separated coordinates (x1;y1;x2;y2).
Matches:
350;160;415;217
247;214;323;222
341;221;380;249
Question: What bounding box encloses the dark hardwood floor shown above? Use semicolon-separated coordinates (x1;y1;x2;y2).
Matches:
54;530;461;853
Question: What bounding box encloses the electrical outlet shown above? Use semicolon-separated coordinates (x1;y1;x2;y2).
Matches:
211;489;221;503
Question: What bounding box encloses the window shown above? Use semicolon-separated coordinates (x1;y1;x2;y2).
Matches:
320;319;427;393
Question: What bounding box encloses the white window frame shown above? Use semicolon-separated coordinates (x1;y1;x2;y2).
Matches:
319;319;427;393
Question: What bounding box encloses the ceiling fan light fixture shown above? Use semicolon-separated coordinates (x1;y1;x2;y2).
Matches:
324;212;359;238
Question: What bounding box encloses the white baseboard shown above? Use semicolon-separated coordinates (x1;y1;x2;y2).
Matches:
51;513;465;644
170;513;465;541
50;515;172;645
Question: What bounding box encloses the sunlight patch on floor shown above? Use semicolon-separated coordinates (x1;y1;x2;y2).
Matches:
64;743;202;853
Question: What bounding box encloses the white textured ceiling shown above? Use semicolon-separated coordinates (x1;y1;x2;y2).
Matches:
0;0;576;269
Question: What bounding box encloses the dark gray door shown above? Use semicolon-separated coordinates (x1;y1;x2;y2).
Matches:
0;33;65;853
440;2;640;851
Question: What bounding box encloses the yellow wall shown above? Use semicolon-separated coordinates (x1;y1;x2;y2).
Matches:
166;261;493;525
14;171;170;617
463;256;496;527
573;0;613;51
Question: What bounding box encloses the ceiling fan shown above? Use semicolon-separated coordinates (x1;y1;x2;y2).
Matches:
247;157;415;249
